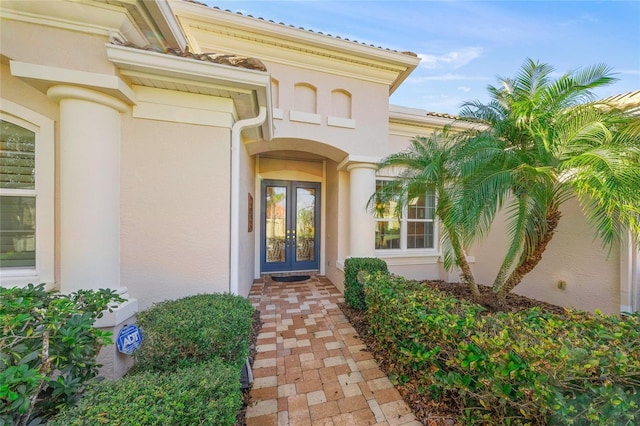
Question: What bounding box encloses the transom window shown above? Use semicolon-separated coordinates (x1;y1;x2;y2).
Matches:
374;179;436;251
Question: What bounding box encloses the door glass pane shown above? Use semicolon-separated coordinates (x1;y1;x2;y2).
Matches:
296;187;315;262
266;186;286;263
0;196;36;268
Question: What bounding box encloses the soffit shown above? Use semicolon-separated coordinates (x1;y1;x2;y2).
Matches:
107;43;271;138
169;0;420;93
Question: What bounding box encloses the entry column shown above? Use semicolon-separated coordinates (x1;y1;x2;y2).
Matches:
48;85;137;379
347;162;377;257
48;85;127;293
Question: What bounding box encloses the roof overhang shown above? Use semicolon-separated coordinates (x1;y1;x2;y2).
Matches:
168;0;420;94
106;43;273;140
388;104;482;133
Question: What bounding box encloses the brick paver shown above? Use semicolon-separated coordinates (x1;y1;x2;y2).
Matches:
246;276;421;426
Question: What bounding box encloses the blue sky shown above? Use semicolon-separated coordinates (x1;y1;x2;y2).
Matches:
203;1;640;115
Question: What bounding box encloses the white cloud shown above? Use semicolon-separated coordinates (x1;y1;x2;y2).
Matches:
458;86;471;93
418;47;483;70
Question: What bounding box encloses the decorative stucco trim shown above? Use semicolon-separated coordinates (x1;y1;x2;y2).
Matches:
10;61;136;105
0;7;125;39
0;101;55;288
132;85;236;127
48;85;129;113
170;1;420;93
337;156;381;171
290;110;321;125
327;116;356;129
379;255;440;266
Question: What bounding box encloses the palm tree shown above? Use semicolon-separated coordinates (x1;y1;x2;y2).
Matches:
368;130;481;296
458;58;640;305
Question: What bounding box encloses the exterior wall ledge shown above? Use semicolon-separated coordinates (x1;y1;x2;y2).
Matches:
10;61;136;105
379;254;440;266
439;255;475;263
94;298;139;328
621;305;634;315
327;116;356;129
290;110;321;124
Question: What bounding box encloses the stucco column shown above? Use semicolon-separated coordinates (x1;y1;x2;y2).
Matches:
347;162;377;258
48;85;127;293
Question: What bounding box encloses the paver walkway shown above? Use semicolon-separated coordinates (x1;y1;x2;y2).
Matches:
246;275;421;426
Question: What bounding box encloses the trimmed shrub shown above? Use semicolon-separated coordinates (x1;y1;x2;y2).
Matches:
0;283;123;425
343;257;388;310
49;357;242;426
364;273;640;425
132;293;254;372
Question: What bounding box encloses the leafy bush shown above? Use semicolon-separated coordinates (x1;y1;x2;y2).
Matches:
0;283;123;425
343;257;388;310
49;357;242;426
132;293;254;372
364;273;640;425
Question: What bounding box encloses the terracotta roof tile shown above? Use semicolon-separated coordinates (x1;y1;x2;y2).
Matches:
183;0;418;57
110;38;267;71
425;111;460;120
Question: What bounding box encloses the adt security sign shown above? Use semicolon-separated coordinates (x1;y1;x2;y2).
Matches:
116;324;143;355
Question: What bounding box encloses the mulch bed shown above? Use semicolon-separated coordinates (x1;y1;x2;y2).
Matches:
339;280;567;426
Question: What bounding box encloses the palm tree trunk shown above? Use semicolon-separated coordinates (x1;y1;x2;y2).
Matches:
492;196;529;302
449;228;480;296
495;204;562;303
438;189;480;296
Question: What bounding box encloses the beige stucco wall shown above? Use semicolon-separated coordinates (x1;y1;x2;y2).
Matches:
237;136;256;296
324;160;343;291
120;117;231;310
471;198;620;314
0;18;114;75
265;62;390;158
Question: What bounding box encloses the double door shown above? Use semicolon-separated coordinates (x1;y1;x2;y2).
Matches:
261;180;320;273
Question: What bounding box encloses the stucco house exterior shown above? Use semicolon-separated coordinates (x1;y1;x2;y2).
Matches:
1;0;639;376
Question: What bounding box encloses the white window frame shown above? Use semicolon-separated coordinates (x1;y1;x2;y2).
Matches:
374;178;439;257
0;100;54;287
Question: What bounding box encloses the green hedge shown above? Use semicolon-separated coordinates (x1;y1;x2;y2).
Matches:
49;357;242;426
132;293;255;372
343;257;388;310
364;273;640;425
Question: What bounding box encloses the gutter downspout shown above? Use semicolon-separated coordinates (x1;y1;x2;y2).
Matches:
230;106;267;294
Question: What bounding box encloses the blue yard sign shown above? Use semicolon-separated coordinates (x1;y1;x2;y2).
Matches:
116;324;143;355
